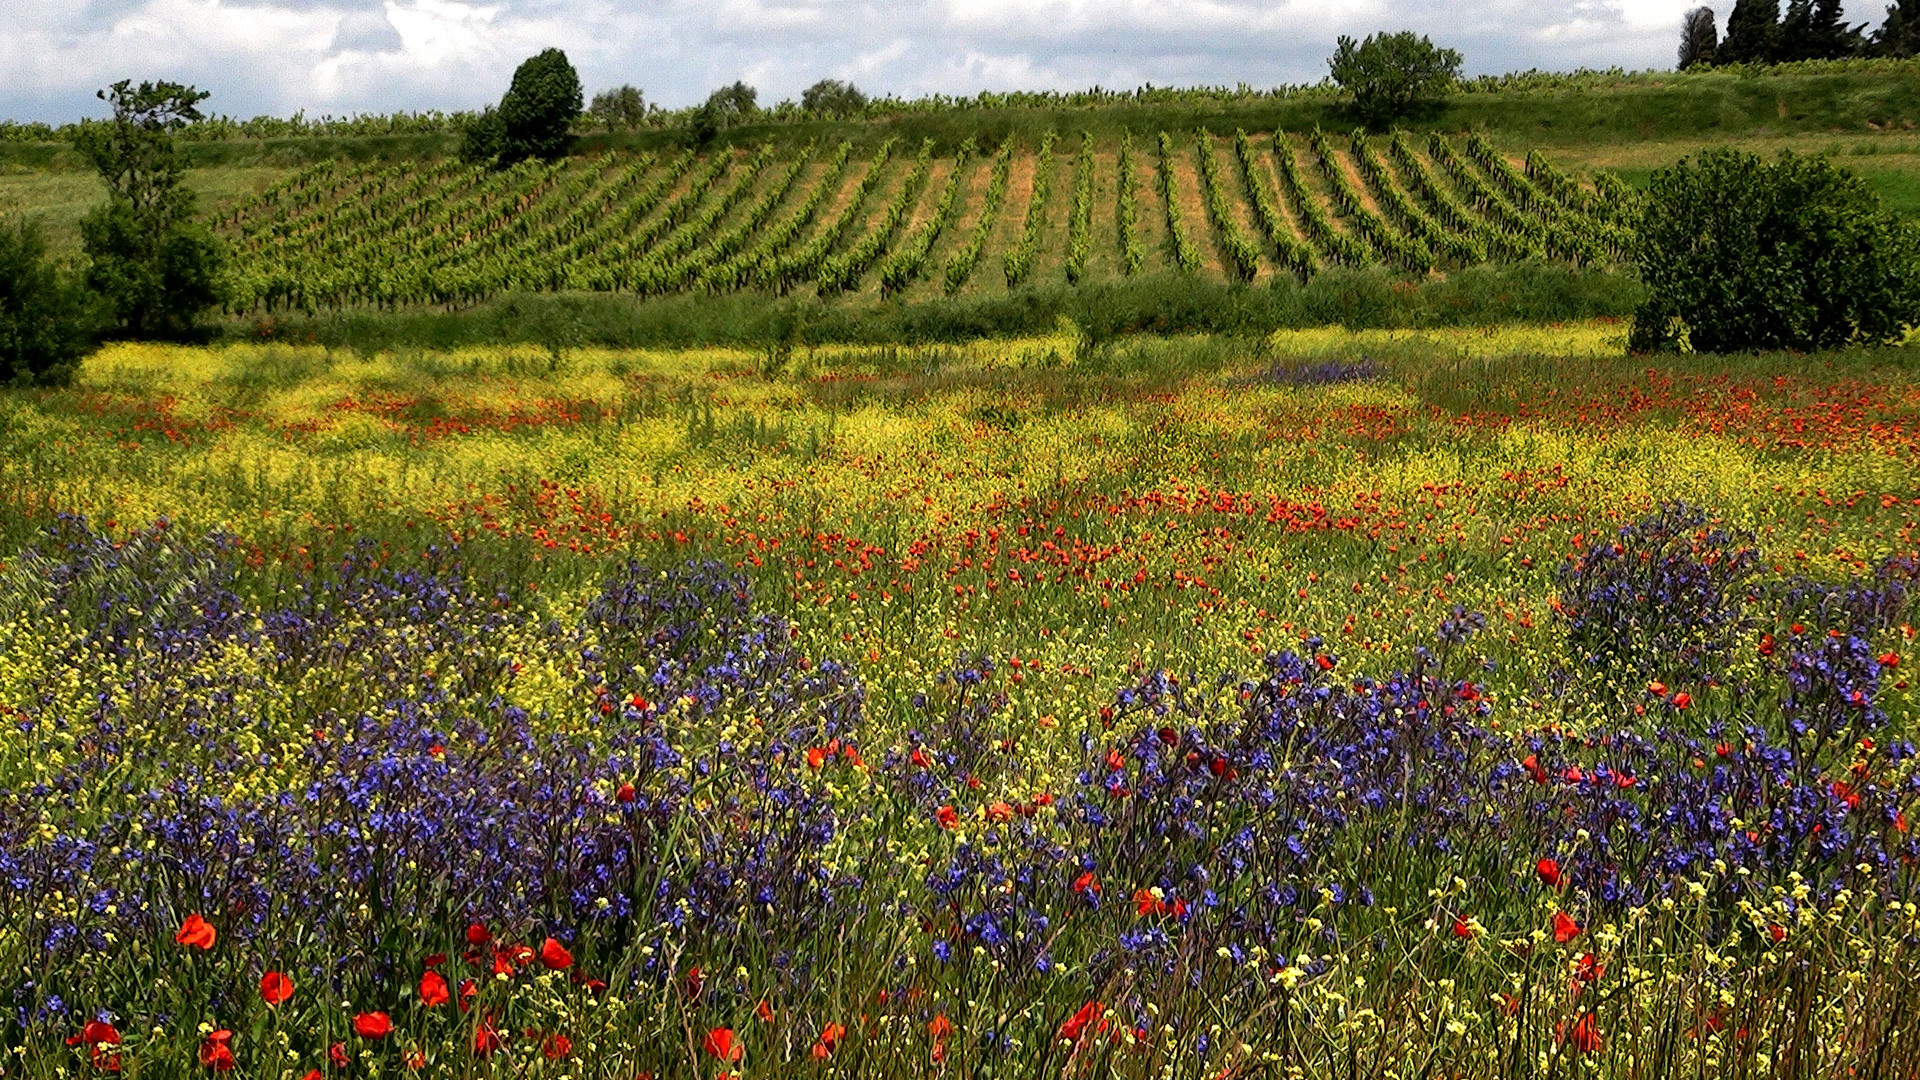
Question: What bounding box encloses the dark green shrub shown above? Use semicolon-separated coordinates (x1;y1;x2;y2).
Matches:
588;85;647;131
467;49;583;165
460;107;506;164
1630;149;1920;353
499;49;583;162
0;218;94;385
1327;32;1462;126
80;200;223;341
801;79;868;118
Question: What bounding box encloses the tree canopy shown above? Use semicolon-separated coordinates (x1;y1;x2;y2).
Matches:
1327;32;1463;126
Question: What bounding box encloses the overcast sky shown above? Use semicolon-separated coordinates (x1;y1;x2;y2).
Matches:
0;1;1894;124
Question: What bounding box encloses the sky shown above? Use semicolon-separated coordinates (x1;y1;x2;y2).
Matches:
0;1;1895;125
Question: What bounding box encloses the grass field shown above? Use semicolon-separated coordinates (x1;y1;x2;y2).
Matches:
2;326;1918;1077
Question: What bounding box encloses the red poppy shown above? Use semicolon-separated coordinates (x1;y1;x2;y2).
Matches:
755;1000;774;1023
1769;924;1787;944
67;1021;123;1073
423;953;446;969
1059;1000;1102;1043
541;1033;572;1060
405;1049;425;1070
301;1072;322;1080
419;971;450;1008
1557;1012;1601;1053
352;1012;393;1040
328;1043;349;1068
1072;871;1100;896
616;783;636;803
1880;652;1900;668
935;805;958;829
928;1014;952;1041
1135;889;1168;917
1552;911;1583;944
985;801;1014;823
539;937;573;970
198;1030;236;1072
473;1018;504;1058
1648;680;1667;698
1521;755;1547;784
1759;633;1776;656
259;971;294;1006
703;1027;743;1062
1672;692;1692;709
806;747;828;770
1535;858;1566;889
176;913;216;950
465;923;490;945
457;979;477;1013
1451;917;1475;939
811;1021;846;1059
1575;953;1605;983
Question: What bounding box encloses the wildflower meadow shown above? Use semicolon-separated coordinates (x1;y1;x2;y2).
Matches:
1;325;1918;1078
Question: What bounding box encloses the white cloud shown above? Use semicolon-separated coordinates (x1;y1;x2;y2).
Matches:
0;0;1855;124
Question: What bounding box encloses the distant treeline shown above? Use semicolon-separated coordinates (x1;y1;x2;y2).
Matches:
1681;0;1920;67
8;57;1920;144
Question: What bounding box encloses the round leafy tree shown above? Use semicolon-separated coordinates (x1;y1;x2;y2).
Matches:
1327;31;1462;126
470;48;583;165
1630;149;1920;353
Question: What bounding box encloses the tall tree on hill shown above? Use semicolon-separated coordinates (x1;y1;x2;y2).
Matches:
1779;0;1816;58
1781;0;1867;58
1679;7;1720;67
463;49;583;166
1876;0;1920;53
1807;0;1868;56
1719;0;1783;61
71;80;223;340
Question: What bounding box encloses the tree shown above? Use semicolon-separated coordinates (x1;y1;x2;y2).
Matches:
589;85;647;131
1875;0;1920;54
0;217;93;386
71;80;224;341
1629;149;1920;353
1718;0;1782;62
1680;7;1720;67
1806;0;1867;57
1779;0;1817;59
687;82;760;146
466;48;583;165
1327;32;1463;126
801;79;868;118
704;81;760;125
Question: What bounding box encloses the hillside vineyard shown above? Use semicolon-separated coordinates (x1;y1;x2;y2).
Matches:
219;129;1639;312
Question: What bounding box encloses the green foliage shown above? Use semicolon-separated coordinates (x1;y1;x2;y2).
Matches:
1875;0;1920;56
72;80;224;340
801;79;869;118
69;81;207;225
1157;131;1201;274
1004;132;1057;287
1630;149;1920;353
589;85;647;131
1116;132;1145;276
80;200;224;340
255;264;1644;352
0;218;93;385
1328;32;1463;126
1719;0;1782;63
459;107;506;164
497;49;584;164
